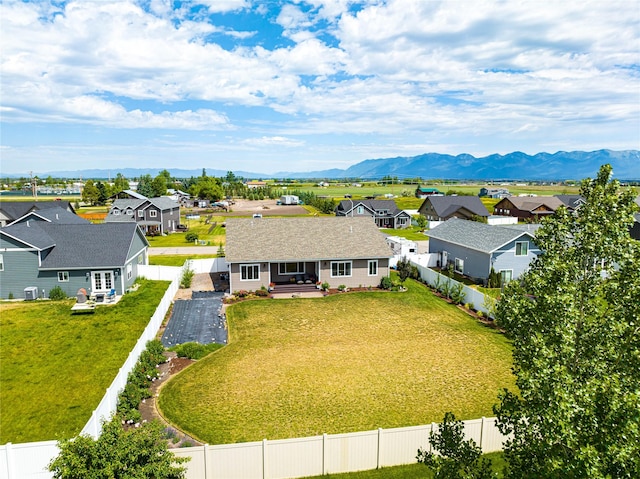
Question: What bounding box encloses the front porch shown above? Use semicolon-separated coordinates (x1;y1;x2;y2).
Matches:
269;282;320;294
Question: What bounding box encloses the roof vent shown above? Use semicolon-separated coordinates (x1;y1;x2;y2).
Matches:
26;220;30;227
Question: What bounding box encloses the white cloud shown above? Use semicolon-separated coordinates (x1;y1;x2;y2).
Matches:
243;136;305;147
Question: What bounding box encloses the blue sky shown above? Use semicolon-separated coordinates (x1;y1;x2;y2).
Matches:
1;0;639;176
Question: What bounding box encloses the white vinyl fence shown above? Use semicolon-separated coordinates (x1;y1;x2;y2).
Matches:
410;260;497;319
173;417;507;479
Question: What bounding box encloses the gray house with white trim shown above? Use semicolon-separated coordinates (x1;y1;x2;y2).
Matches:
225;217;393;292
427;218;540;284
0;221;149;299
105;196;180;235
335;199;411;229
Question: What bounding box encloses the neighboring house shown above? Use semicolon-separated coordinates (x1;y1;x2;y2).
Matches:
335;199;411;229
246;181;267;189
427;218;540;284
109;189;147;200
493;196;565;221
7;206;89;226
0;222;149;299
105;196;181;235
418;196;490;222
415;187;443;198
0;200;76;227
167;189;191;206
224;217;393;292
479;187;510;199
555;194;586;213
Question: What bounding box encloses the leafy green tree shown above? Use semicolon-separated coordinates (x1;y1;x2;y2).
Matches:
95;181;109;205
415;214;427;231
81;179;99;206
49;418;188;479
396;256;413;283
417;412;495;479
191;176;224;201
494;164;640;478
113;173;129;193
151;174;168;197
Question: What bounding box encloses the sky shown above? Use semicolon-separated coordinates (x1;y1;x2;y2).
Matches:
1;0;639;176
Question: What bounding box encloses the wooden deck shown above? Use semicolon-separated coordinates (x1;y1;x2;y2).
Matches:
271;283;320;294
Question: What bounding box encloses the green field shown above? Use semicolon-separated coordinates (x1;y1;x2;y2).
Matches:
158;279;515;445
0;280;169;443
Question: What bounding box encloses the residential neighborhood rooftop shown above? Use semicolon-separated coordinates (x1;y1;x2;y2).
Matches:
225;216;393;263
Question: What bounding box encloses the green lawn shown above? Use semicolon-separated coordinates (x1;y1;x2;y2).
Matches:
381;226;428;241
159;279;514;445
149;254;218;266
0;280;170;443
303;452;506;478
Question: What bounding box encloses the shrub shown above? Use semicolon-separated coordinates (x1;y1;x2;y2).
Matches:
48;286;67;300
180;266;194;289
236;290;249;298
321;281;330;291
255;288;268;297
380;276;393;290
338;284;347;292
449;283;465;304
8;292;14;300
185;232;199;243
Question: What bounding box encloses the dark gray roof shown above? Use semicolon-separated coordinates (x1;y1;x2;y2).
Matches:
336;199;404;217
428;218;535;254
225;217;393;263
9;207;89;225
422;196;490;217
555;195;585;209
0;222;147;269
0;200;75;222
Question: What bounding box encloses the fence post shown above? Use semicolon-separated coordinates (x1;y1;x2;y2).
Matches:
262;438;268;479
480;417;485;452
5;442;13;479
377;428;383;469
204;444;210;479
322;433;328;475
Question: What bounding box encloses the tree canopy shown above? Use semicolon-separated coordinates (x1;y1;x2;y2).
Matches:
494;164;640;478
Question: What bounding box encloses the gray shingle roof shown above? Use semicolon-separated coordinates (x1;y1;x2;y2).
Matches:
427;218;535;254
422;196;490;217
336;199;405;217
10;207;89;225
0;222;146;269
0;200;76;222
225;217;393;262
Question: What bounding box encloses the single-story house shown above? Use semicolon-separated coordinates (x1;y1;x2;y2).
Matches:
105;196;181;235
0;200;77;227
224;217;393;292
0;221;149;300
415;187;443;198
427;218;541;284
493;196;565;220
418;196;490;222
479;187;510;199
335;199;411;229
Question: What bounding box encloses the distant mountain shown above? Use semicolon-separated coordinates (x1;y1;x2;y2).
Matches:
7;149;639;180
276;150;640;180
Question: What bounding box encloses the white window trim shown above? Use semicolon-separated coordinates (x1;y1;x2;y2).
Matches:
500;269;513;283
454;258;464;274
57;271;69;282
126;263;132;280
113;210;120;216
515;241;528;256
240;263;260;281
330;261;352;278
0;254;3;271
368;260;378;276
278;262;305;275
138;210;144;217
149;210;158;217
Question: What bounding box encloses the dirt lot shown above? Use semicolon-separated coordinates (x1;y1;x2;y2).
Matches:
197;198;309;216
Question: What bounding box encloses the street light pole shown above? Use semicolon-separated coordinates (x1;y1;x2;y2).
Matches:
345;196;353;217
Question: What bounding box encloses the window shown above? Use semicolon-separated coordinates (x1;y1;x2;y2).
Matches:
113;210;120;216
0;254;3;271
331;261;352;277
357;206;364;214
126;209;133;215
138;254;144;264
241;264;260;281
500;270;513;284
149;210;158;218
397;217;408;225
515;241;528;256
368;260;378;276
138;210;144;217
279;262;305;275
57;271;69;282
454;258;464;274
126;263;132;280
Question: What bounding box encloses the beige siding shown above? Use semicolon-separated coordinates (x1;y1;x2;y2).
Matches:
319;258;389;289
229;262;270;292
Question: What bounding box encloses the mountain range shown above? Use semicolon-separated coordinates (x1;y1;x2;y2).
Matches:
9;149;640;181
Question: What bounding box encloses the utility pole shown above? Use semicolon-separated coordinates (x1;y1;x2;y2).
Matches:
30;171;37;200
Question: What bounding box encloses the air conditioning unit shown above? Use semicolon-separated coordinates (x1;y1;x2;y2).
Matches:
24;286;38;300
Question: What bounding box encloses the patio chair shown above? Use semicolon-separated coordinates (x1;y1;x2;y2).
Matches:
105;288;116;302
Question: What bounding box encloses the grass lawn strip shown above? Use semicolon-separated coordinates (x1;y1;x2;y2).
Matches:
159;279;514;445
0;280;169;444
